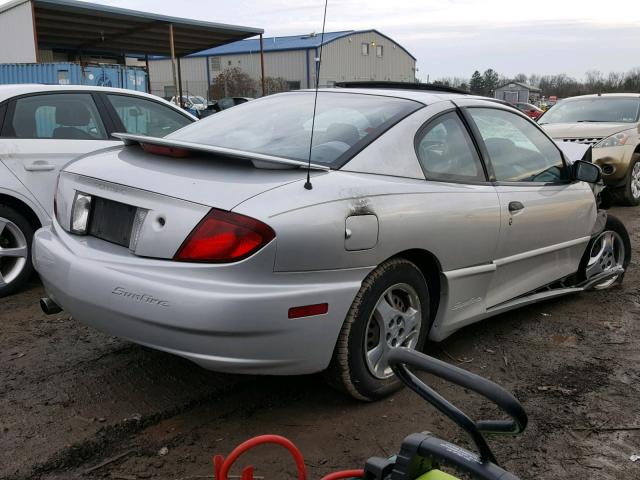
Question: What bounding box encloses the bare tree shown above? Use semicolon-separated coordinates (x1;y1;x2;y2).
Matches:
209;67;258;99
585;70;605;92
623;68;640;92
264;77;291;95
513;73;528;83
607;71;624;91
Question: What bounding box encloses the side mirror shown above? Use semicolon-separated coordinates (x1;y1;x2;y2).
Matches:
573;160;601;184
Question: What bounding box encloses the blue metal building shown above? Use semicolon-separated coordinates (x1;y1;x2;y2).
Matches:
147;29;417;99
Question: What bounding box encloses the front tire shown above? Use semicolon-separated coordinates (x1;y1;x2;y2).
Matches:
325;258;431;401
578;214;631;289
0;205;34;298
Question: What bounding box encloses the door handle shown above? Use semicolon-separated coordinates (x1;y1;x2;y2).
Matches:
508;201;525;213
24;162;55;172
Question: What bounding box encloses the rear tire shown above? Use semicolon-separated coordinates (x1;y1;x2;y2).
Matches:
611;153;640;206
325;258;431;401
0;205;34;298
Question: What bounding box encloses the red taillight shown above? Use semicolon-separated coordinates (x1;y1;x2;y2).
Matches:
174;209;275;263
141;143;192;158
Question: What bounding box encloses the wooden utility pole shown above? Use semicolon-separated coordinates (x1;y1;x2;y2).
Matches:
177;56;184;107
259;33;265;96
168;23;180;106
144;53;151;93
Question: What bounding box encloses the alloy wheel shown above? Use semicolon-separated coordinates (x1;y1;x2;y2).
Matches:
585;230;625;289
364;283;422;379
0;217;29;288
631;162;640;200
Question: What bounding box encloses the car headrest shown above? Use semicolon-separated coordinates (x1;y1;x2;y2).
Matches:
484;137;517;157
324;123;360;146
55;101;91;126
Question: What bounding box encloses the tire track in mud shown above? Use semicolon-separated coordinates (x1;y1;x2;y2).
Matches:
0;294;245;480
14;378;246;480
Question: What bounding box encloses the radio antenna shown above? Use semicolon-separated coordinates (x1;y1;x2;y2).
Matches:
304;0;329;190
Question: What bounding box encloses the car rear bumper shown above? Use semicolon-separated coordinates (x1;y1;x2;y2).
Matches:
33;223;368;375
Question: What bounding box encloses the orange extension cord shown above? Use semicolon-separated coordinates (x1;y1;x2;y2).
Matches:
213;434;364;480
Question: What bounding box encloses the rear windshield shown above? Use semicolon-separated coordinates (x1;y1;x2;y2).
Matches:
167;91;422;166
540;97;640;124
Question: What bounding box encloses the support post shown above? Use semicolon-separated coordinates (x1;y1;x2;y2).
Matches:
144;53;151;94
259;33;265;96
177;56;184;108
169;23;179;105
30;0;40;62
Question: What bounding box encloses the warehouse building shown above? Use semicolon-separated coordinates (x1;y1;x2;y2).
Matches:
148;29;417;99
0;0;263;98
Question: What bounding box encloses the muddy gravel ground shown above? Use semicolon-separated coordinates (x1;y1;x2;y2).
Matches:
2;207;639;480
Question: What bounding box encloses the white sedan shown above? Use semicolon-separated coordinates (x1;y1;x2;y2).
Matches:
0;84;196;296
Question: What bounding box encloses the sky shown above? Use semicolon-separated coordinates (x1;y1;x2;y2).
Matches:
6;0;640;81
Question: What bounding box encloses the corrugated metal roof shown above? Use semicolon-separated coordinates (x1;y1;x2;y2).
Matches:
496;81;542;92
189;29;416;60
192;30;353;56
1;0;263;57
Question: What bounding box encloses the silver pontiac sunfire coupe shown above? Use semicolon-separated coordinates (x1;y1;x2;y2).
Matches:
33;87;630;400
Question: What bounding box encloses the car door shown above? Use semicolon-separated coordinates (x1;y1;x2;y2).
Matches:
0;92;117;216
99;93;194;137
459;101;596;307
413;108;502;333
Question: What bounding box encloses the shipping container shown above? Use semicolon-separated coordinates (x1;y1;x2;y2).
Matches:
0;63;148;92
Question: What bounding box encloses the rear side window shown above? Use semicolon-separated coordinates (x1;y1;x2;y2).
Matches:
468;108;566;183
416;112;486;182
106;95;191;137
9;93;107;140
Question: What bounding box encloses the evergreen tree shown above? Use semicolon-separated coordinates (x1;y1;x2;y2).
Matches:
469;70;484;95
482;69;500;96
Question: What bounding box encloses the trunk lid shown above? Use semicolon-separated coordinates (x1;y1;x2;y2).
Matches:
58;143;326;259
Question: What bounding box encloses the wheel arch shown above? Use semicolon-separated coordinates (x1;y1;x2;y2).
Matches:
0;194;43;231
391;248;443;328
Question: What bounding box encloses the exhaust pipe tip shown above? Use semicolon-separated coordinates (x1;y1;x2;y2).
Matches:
40;297;63;315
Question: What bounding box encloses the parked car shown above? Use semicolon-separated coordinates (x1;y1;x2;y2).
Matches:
34;88;630;400
0;84;196;297
539;93;640;205
199;97;253;118
512;102;544;120
170;95;208;117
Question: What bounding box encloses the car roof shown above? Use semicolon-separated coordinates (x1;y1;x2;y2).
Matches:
561;93;640;101
0;84;197;120
0;83;187;107
304;87;493;105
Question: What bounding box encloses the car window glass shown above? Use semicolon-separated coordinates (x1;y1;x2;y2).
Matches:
541;97;640;124
169;92;421;166
106;95;191;137
468;108;566;183
10;93;107;140
0;103;6;133
416;112;486;182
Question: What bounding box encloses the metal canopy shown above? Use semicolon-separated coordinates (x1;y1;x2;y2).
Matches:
27;0;263;57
